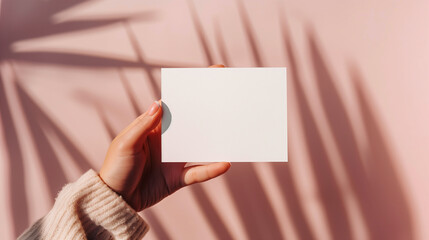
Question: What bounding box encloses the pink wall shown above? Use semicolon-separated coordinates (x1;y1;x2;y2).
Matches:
1;0;428;239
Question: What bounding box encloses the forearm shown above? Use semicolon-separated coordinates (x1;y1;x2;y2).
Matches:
18;170;149;240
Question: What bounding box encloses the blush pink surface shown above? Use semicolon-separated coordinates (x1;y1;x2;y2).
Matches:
0;0;428;239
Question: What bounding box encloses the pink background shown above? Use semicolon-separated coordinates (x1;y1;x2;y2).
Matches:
1;0;428;239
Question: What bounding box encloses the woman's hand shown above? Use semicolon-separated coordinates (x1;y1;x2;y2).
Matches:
99;66;230;212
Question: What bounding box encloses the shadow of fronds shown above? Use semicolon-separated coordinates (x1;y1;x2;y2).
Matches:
279;14;414;240
185;1;415;239
352;67;414;240
1;0;416;239
0;1;152;237
0;0;155;66
0;70;29;239
12;74;94;190
0;65;96;237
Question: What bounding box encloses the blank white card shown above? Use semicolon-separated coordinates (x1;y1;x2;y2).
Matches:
161;68;287;162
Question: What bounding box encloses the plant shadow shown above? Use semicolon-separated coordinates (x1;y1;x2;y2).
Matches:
284;26;353;240
280;12;414;239
0;71;29;238
1;0;416;239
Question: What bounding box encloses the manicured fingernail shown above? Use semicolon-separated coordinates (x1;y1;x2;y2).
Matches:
148;101;160;116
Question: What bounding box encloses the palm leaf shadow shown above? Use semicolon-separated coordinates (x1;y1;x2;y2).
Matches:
273;14;317;240
1;0;199;237
14;79;94;197
270;161;316;240
118;68;142;116
285;30;353;240
352;68;414;239
3;13;156;43
223;163;285;239
187;0;214;65
307;29;375;235
0;73;29;237
189;184;234;240
307;27;414;239
94;103;117;141
9;51;146;68
236;0;262;67
0;0;158;70
1;0;416;239
0;0;147;43
188;2;285;239
9;50;193;69
91;4;413;240
142;209;173;240
15;81;68;200
123;22;160;98
213;20;231;67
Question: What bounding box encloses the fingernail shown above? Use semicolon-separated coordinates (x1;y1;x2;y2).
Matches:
148;101;160;116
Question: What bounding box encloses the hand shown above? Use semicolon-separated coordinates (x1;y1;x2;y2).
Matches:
99;66;231;212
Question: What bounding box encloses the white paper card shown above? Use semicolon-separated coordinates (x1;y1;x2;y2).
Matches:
161;67;287;162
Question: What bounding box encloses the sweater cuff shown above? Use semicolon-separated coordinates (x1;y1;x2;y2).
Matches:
43;169;149;240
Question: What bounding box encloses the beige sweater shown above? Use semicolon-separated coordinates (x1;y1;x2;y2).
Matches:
18;170;149;240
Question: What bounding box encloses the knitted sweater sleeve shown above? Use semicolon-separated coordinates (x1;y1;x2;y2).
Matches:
18;169;149;240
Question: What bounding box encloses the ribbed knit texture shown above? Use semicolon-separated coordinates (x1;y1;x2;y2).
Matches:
18;170;149;240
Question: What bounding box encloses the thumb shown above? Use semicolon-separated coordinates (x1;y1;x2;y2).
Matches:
181;162;231;186
119;101;162;151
